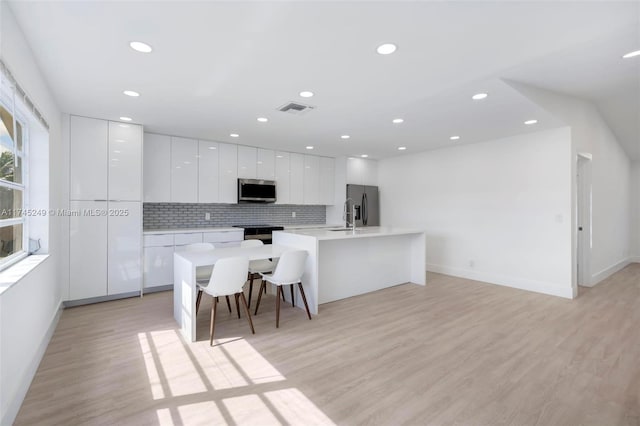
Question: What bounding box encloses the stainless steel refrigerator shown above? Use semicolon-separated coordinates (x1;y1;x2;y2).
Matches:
346;184;379;226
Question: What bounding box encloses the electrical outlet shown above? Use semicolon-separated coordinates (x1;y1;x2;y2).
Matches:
205;213;211;220
292;212;296;218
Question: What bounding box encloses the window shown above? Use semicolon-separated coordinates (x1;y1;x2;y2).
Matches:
0;80;28;269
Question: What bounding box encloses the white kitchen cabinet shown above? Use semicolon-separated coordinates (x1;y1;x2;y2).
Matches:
289;153;304;204
198;140;220;203
218;143;238;203
70;116;108;200
107;202;142;295
69;200;108;300
143;133;171;202
174;232;203;248
237;146;257;179
274;151;290;204
171;137;199;203
202;230;244;245
109;122;142;201
143;234;174;289
347;157;378;186
303;155;321;205
256;148;275;180
320;157;335;205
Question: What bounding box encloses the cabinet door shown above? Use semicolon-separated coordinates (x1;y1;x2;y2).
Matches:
143;246;174;288
171;137;199;203
218;143;238;203
198;140;219;203
109;122;142;201
347;157;378;186
274;151;290;204
237;146;257;179
303;155;320;205
289;153;304;205
70;200;108;299
70;116;107;200
320;157;335;205
256;149;275;180
108;201;142;295
143;133;171;202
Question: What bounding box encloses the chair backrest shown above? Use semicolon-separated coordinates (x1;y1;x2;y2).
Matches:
179;242;215;252
270;250;308;284
203;256;249;297
240;239;264;248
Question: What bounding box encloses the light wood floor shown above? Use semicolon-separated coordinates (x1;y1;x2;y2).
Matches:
15;265;640;425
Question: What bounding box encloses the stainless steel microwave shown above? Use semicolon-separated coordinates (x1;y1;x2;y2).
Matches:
237;178;277;203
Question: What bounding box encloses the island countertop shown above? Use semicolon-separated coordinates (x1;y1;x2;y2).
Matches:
274;226;425;241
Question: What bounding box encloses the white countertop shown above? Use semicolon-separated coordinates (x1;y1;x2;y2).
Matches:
283;224;342;230
275;226;425;241
144;227;241;235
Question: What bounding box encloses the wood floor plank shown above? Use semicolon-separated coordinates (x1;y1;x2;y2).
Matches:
14;264;640;425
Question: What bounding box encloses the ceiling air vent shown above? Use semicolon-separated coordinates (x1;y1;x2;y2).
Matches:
277;101;315;115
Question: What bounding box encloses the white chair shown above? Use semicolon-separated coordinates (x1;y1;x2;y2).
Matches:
254;250;311;328
240;239;276;308
181;243;232;315
198;256;254;345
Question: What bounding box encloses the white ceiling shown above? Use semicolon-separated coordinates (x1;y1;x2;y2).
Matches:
6;1;639;159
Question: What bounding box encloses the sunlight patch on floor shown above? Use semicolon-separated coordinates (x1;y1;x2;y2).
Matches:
223;394;281;425
265;388;337;425
138;332;165;400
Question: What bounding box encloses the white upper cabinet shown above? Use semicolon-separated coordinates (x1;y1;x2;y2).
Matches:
218;143;238;203
237;146;257;179
303;155;320;205
347;158;378;186
256;148;275;180
70;116;108;200
289;153;304;204
274;151;290;204
320;157;335;205
108;122;142;201
143;133;171;202
170;137;199;203
198;140;220;203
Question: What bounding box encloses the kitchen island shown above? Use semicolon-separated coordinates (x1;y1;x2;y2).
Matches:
273;227;426;315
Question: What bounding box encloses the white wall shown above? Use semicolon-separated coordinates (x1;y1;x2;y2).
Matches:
379;127;573;298
0;4;66;425
509;81;632;285
631;162;640;262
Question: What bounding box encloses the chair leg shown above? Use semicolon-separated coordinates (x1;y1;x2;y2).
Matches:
235;293;241;318
225;296;232;313
254;280;266;315
248;273;255;309
210;295;218;346
281;287;286;301
276;286;282;328
290;285;295;307
298;282;312;320
239;292;255;334
196;289;203;314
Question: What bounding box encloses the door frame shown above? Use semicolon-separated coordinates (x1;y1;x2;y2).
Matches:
576;153;592;290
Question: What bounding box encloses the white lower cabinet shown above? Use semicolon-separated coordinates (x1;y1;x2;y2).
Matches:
70;201;108;300
70;201;142;299
107;202;142;295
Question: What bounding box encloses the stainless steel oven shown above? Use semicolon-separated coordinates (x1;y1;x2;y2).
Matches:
234;225;284;244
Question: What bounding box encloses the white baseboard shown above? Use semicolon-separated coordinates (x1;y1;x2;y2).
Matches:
589;258;632;287
427;264;574;299
630;256;640;264
2;301;63;426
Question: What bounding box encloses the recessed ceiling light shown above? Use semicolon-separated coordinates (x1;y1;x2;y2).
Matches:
361;154;369;158
392;118;404;124
341;135;350;139
119;116;132;122
257;117;268;122
230;133;239;138
524;119;538;125
376;43;397;55
398;146;407;151
472;93;488;100
299;91;314;98
306;146;314;150
129;41;153;53
276;155;283;158
450;135;460;141
123;90;140;97
208;146;217;150
622;50;640;59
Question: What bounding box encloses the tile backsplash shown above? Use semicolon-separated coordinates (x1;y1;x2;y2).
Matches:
143;203;327;230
